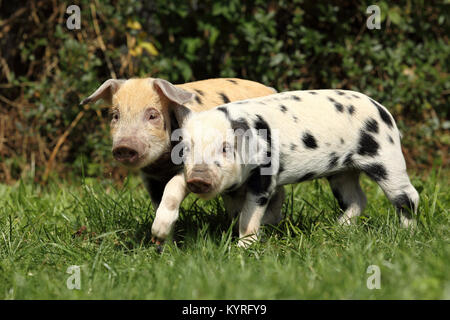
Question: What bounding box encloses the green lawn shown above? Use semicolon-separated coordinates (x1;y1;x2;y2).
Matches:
0;169;448;299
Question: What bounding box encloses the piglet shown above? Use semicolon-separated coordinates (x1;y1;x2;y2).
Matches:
172;90;419;247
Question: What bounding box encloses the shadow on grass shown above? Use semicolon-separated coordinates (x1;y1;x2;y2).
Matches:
69;172;441;252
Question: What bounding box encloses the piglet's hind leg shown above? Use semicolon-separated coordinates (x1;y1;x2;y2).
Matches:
327;171;367;225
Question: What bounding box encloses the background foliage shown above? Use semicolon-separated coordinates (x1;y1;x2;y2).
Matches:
0;0;448;183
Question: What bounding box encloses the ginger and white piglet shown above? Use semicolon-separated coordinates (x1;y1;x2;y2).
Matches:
168;89;419;247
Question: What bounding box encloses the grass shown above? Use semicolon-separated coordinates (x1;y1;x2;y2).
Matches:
0;169;448;299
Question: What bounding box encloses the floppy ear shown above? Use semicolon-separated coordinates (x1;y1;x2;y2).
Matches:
231;118;253;159
80;79;126;105
153;78;195;105
169;103;193;128
154;78;195;128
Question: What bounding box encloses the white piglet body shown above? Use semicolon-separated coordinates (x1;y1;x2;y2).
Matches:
179;89;419;247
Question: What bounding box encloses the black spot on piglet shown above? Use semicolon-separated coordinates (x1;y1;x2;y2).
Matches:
217;106;229;118
328;97;343;112
328;152;339;169
248;167;272;195
302;132;318;149
334;102;344;112
231;117;250;133
357;131;379;157
195;95;203;105
254;115;272;164
298;172;316;182
362;163;388;181
343;152;353;166
369;98;393;129
219;92;231;104
347;105;355;115
194;89;205;96
364;118;379;134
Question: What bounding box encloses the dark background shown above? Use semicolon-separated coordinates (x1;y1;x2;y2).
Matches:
0;0;448;184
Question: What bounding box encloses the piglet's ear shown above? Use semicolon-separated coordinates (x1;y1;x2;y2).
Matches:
169;103;193;128
153;78;195;105
80;79;126;106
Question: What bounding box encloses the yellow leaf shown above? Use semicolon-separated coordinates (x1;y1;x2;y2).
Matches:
127;19;142;30
130;46;142;57
139;41;159;56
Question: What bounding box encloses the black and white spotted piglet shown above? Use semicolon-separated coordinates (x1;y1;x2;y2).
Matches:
172;90;419;247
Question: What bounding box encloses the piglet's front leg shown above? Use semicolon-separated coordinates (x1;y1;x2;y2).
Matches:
151;172;189;244
238;192;272;248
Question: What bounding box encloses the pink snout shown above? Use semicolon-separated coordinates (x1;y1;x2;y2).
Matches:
186;165;213;194
112;137;146;165
187;178;213;194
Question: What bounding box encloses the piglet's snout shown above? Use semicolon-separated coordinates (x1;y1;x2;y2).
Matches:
112;137;145;165
187;165;213;194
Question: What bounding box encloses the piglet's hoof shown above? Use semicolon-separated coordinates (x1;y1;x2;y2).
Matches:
151;236;164;246
151;237;165;253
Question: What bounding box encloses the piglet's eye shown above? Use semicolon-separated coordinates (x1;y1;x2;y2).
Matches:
222;143;232;154
145;108;160;121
